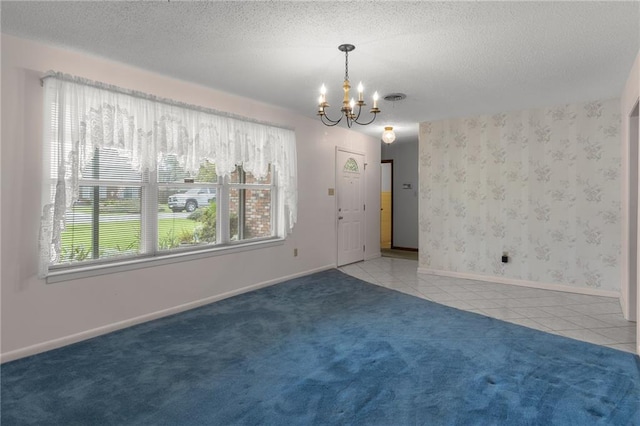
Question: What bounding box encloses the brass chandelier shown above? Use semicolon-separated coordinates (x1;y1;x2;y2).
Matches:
317;44;380;127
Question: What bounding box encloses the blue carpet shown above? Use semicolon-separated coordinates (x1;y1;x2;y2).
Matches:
2;269;639;425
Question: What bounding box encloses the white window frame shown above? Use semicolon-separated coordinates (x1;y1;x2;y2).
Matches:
47;159;282;283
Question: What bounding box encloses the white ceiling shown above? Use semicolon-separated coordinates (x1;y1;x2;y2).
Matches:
2;1;639;143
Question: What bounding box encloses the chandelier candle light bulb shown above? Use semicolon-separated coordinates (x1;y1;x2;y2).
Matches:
319;84;327;107
316;44;381;127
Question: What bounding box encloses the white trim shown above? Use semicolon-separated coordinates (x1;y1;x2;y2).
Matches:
47;238;285;284
335;147;367;267
2;264;335;363
620;98;635;320
365;252;382;261
622;98;640;322
417;268;621;299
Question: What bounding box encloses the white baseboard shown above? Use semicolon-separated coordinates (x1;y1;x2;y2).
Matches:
416;267;621;299
365;252;382;261
1;265;335;363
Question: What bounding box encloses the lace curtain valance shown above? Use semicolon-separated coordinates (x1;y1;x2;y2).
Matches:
39;72;297;277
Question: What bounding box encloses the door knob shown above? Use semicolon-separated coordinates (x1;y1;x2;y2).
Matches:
338;216;344;220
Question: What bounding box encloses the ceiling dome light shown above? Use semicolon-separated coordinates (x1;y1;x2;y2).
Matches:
382;126;396;144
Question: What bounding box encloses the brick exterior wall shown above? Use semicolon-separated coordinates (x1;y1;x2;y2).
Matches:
229;168;272;240
229;189;271;239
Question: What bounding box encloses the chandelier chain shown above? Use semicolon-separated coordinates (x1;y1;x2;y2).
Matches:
345;50;349;81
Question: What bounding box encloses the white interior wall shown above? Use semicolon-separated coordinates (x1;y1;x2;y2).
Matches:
0;35;381;361
620;49;640;354
626;107;638;320
381;162;392;192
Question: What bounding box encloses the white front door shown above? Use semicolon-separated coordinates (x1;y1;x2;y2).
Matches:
337;149;365;266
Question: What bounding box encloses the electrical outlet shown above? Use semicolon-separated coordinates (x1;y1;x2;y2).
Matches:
294;248;298;257
501;252;509;263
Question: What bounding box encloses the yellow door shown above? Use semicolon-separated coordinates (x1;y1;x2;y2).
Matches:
380;192;391;248
380;162;392;249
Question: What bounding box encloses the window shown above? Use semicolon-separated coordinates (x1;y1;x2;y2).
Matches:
39;72;297;277
157;158;219;251
60;148;143;264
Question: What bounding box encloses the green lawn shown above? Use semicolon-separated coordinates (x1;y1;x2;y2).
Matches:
60;217;198;260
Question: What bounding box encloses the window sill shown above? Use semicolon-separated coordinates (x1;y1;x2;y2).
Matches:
46;238;285;284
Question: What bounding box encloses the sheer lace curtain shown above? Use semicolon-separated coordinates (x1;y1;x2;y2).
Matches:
39;72;297;277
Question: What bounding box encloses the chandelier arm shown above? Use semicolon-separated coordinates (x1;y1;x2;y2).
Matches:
352;113;379;126
320;114;342;127
320;109;344;124
353;104;363;121
346;115;353;128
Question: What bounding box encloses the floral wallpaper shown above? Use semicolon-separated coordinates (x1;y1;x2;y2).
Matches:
418;99;621;291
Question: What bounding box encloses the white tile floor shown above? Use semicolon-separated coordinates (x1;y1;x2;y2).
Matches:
339;257;638;354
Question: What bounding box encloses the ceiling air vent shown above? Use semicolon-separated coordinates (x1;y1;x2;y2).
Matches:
383;93;406;102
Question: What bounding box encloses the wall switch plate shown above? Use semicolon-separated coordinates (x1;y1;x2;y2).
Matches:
328;188;335;196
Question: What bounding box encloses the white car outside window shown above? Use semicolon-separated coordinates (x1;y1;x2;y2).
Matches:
167;188;216;212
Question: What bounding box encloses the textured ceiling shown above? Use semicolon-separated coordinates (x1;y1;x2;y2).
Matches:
2;1;639;142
